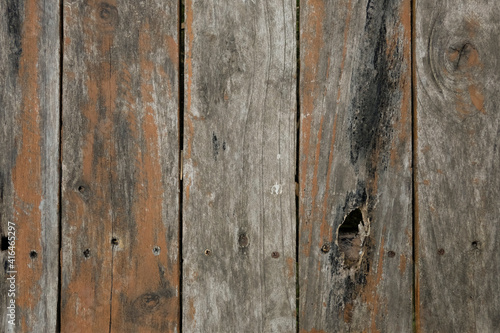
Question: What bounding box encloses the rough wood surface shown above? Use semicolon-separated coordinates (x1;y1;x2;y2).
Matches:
415;1;500;331
0;0;60;331
182;0;296;331
61;0;179;331
299;0;413;331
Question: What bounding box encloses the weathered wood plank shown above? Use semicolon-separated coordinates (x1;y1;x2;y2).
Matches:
61;0;179;331
0;0;60;331
415;1;500;331
182;0;296;331
299;0;413;331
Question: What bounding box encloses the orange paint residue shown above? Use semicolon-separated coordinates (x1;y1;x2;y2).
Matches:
189;298;196;322
12;0;43;312
468;85;485;114
299;0;325;258
286;257;295;279
398;0;412;142
399;254;407;275
361;237;385;333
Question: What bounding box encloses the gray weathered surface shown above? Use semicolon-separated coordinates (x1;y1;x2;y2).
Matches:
0;0;60;331
61;0;179;331
299;0;413;331
415;1;500;331
182;0;296;331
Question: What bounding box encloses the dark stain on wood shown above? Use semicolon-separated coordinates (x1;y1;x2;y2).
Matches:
6;0;22;73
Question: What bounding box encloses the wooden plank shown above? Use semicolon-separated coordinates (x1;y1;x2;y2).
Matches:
182;0;296;331
61;0;179;331
299;0;413;331
0;0;60;331
415;1;500;331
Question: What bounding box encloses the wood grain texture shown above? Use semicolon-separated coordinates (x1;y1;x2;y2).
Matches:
416;1;500;331
61;0;179;331
182;0;296;331
0;0;60;331
299;0;412;331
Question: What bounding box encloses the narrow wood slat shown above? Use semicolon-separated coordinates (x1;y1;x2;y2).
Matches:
416;1;500;331
299;0;413;331
61;0;179;331
182;0;296;331
0;0;60;331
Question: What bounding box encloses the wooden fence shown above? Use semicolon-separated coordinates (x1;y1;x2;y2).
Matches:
1;0;499;332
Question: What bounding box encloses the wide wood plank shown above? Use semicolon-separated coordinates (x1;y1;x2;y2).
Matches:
299;0;413;331
0;0;60;331
415;1;500;331
182;0;296;331
61;0;179;331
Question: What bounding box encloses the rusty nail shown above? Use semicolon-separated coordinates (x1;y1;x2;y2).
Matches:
321;244;330;253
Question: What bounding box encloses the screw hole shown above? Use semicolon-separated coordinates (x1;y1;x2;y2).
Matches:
83;249;91;258
204;249;212;256
238;234;249;248
153;246;161;256
111;237;119;246
471;241;480;249
438;248;445;256
271;251;280;259
30;250;38;259
321;244;330;253
78;186;85;193
387;251;396;258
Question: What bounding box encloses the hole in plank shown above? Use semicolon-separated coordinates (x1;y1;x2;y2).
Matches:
30;250;38;259
338;208;365;269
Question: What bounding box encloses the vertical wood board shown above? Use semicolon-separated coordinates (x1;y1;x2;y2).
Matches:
182;0;297;331
61;0;179;331
416;0;500;331
299;0;413;331
0;0;60;331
